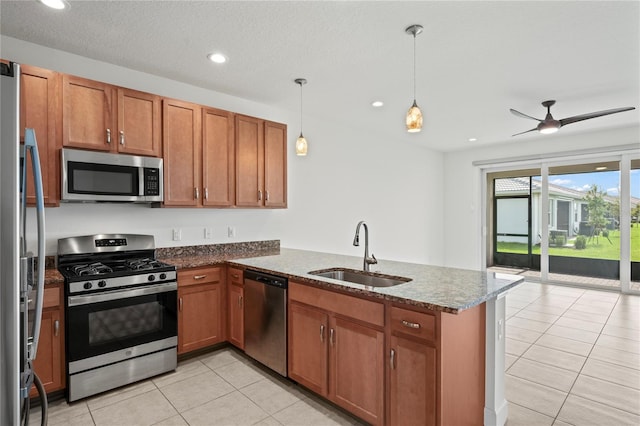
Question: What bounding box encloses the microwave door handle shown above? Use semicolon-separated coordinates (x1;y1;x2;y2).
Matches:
23;128;46;361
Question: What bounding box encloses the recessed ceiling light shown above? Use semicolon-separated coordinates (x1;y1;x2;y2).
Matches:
37;0;68;9
371;101;384;108
595;166;607;171
207;53;227;64
468;138;477;142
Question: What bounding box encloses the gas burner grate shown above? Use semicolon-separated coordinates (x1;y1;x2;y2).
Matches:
124;258;164;271
72;262;113;276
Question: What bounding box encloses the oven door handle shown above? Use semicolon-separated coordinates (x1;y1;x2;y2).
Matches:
67;282;177;307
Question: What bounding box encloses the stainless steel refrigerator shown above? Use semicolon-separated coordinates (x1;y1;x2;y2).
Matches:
1;62;48;425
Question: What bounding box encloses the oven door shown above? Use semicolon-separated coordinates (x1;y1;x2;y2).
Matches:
66;282;177;372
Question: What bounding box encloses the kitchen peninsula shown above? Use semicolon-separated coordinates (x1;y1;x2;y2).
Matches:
225;248;522;426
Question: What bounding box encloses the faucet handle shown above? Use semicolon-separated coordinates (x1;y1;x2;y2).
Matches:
368;253;378;265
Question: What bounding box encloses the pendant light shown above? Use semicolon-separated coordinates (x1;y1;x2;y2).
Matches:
405;24;424;133
294;78;308;156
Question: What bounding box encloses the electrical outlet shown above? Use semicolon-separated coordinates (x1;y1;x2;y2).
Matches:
204;228;212;239
228;226;236;238
172;228;182;241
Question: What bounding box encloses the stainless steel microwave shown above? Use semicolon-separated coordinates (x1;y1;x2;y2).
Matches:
61;148;163;202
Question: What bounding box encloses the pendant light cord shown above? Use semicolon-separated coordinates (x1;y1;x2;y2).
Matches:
299;83;303;134
413;32;417;102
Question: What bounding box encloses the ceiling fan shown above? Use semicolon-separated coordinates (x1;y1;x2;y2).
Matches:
510;100;636;136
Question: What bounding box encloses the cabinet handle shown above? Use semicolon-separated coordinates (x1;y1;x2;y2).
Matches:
179;297;183;311
193;275;207;280
390;349;396;370
194;187;199;200
204;187;209;200
402;320;421;329
54;320;60;337
320;324;325;342
265;191;270;201
232;274;240;279
119;130;125;145
258;190;262;201
330;328;335;346
238;295;243;308
106;128;111;144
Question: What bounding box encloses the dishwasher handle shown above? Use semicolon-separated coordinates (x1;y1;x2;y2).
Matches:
244;269;288;289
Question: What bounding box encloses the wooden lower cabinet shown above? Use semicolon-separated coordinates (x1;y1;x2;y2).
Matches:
227;267;244;349
389;335;436;426
177;267;225;354
30;285;64;397
288;282;384;425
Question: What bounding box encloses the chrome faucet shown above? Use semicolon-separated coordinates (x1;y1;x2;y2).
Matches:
353;221;377;272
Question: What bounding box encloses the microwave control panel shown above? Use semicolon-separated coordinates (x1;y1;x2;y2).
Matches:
144;168;160;196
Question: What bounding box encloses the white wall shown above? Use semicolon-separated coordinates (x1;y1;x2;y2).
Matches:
443;125;640;270
5;37;444;266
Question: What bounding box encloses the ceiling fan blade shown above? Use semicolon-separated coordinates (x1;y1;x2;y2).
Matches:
510;108;542;122
512;128;538;137
559;107;636;126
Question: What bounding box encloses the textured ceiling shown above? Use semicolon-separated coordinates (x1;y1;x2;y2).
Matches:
1;0;638;151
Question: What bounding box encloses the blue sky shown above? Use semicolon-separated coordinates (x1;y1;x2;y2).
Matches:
549;170;640;199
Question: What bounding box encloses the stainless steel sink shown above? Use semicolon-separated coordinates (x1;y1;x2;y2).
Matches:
308;267;411;287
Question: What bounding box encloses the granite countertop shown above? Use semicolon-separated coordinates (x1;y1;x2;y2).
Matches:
227;248;524;314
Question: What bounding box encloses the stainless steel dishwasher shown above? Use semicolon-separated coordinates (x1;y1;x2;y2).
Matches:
243;270;288;376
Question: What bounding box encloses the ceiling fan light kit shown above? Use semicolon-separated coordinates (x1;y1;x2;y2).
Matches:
511;99;636;137
405;24;424;133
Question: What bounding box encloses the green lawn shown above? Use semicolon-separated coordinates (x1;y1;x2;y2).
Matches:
497;225;640;261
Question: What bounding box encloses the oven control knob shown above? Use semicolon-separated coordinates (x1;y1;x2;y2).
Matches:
98;280;107;288
83;282;92;290
148;274;156;282
159;273;167;280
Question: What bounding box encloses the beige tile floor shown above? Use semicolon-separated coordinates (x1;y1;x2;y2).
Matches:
29;282;640;426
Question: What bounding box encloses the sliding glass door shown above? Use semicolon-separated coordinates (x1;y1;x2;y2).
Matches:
488;155;639;293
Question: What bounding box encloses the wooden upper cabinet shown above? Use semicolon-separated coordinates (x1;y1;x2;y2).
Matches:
235;115;287;208
235;115;263;207
202;107;235;207
62;75;115;151
264;121;287;208
117;88;161;157
62;74;161;157
19;64;61;207
163;99;201;207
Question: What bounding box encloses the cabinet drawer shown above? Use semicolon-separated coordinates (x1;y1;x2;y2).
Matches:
390;306;436;342
228;267;243;286
178;267;221;287
289;281;384;327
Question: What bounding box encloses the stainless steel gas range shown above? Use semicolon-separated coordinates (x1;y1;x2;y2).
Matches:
57;234;177;402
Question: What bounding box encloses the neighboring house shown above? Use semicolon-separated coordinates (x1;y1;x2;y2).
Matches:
494;177;638;245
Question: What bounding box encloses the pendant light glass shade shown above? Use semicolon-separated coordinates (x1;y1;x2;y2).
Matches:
406;100;423;133
405;24;424;133
294;78;308;156
296;133;308;156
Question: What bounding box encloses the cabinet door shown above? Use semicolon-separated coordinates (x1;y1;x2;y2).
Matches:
117;88;161;157
20;65;60;207
330;317;384;425
235;115;263;207
62;75;115;151
228;283;244;349
288;302;328;396
389;335;437;426
30;309;63;396
263;121;287;208
163;99;201;206
178;282;223;354
203;108;235;206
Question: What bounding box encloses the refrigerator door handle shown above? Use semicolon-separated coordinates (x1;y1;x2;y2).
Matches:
22;128;46;361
